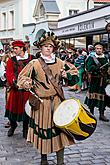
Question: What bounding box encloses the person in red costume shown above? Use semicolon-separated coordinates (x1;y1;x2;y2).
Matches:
5;40;35;138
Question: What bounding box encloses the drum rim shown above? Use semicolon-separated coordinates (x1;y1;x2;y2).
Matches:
25;100;31;117
105;84;110;96
53;98;81;128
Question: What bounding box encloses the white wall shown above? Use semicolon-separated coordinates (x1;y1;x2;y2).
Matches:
14;0;23;39
0;0;16;39
56;0;94;18
0;0;36;41
22;0;36;24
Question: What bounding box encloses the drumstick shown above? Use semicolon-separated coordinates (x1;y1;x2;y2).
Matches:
100;63;108;69
29;89;43;103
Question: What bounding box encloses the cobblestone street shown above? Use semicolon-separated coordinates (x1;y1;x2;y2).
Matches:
0;87;110;165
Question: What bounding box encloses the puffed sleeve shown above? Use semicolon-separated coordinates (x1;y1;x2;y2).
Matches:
64;61;79;86
17;60;35;89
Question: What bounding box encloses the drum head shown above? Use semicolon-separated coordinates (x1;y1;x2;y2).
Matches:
53;99;80;127
105;84;110;96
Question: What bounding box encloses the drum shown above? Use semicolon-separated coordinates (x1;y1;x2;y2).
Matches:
105;84;110;107
25;100;31;117
105;84;110;96
53;99;97;141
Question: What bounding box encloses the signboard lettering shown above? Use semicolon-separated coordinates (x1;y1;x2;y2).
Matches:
78;21;94;31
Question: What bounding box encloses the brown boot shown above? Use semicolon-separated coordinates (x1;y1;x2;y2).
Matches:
99;111;109;122
56;148;64;165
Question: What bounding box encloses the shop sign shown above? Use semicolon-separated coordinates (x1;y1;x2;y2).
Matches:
78;21;94;31
58;21;95;36
55;18;106;37
62;27;75;33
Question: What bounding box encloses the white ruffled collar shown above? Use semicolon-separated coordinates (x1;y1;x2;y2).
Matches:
16;52;28;60
95;53;105;58
40;53;55;63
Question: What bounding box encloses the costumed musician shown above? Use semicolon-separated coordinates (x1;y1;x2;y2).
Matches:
17;30;79;165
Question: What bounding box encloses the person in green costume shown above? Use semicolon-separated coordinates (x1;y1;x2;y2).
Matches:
74;48;85;93
84;42;109;122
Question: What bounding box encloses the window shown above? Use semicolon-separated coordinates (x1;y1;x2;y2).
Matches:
2;12;6;29
9;10;14;29
40;4;45;16
69;9;79;16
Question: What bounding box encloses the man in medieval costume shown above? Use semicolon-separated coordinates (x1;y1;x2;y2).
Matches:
5;40;35;138
17;31;79;165
84;42;109;122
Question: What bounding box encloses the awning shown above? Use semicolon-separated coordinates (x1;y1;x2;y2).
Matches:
94;0;110;2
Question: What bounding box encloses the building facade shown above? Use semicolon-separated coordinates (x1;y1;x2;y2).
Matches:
0;0;36;47
53;4;110;49
31;0;94;52
1;0;109;50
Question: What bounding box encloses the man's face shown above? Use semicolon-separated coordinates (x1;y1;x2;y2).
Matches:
41;44;54;56
13;46;22;56
95;45;103;55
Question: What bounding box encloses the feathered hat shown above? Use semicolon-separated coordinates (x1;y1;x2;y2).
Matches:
33;31;60;49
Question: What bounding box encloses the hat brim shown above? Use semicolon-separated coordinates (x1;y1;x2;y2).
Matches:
33;40;59;48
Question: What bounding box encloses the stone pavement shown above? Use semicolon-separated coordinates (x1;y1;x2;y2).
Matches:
0;87;110;165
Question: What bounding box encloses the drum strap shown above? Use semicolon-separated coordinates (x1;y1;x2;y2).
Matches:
92;56;101;68
38;57;65;101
